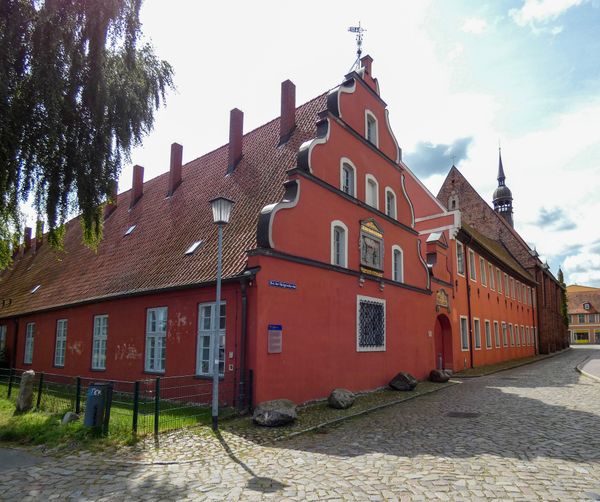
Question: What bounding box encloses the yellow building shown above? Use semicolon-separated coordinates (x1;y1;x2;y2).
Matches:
567;285;600;344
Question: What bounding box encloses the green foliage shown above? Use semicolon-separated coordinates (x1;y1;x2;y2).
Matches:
0;0;173;268
558;268;569;327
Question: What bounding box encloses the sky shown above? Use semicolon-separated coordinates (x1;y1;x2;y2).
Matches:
117;0;600;286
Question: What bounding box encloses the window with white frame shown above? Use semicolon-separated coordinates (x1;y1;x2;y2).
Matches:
494;321;500;348
357;296;386;351
469;250;477;281
24;322;35;364
92;315;108;370
0;325;6;354
460;316;469;350
516;324;521;346
145;307;167;372
340;160;356;197
532;289;536;308
331;221;348;268
502;322;508;347
456;242;465;276
526;326;530;345
578;314;585;323
392;245;403;283
480;258;487;286
385;188;397;219
54;319;67;367
509;323;514;346
497;268;502;294
527;286;531;305
489;263;495;290
516;282;521;303
365;111;378;146
504;273;509;295
197;302;226;376
365;175;379;209
485;320;492;349
510;278;515;299
521;325;526;346
473;318;481;349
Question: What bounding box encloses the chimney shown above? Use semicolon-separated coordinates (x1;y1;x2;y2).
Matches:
24;226;32;252
130;164;144;208
279;80;296;144
167;142;183;196
104;180;118;219
227;108;243;174
360;55;373;75
33;220;43;252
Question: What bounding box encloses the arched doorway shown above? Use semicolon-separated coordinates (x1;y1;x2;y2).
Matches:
434;314;453;371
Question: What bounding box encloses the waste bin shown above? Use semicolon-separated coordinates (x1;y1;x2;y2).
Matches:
83;382;113;430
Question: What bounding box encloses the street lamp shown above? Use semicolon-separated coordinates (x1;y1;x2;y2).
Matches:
209;196;234;431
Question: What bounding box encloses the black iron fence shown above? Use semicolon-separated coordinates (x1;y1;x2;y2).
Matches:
0;368;247;437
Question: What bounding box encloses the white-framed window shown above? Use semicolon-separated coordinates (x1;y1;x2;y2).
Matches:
456;241;465;276
526;326;530;346
0;325;6;354
365;110;378;146
145;307;167;373
532;288;537;308
521;325;526;346
385;187;397;219
469;250;477;281
489;263;495;291
584;302;591;310
473;318;481;349
331;220;348;268
92;315;108;370
485;320;492;349
578;314;585;323
504;273;509;295
527;286;531;306
54;319;67;367
516;323;521;346
24;322;35;364
516;282;521;303
509;323;514;346
392;245;403;283
502;322;508;347
460;316;469;351
340;159;356;197
494;321;500;348
357;295;386;352
480;258;487;287
197;302;226;376
510;278;516;299
497;268;502;294
365;174;379;209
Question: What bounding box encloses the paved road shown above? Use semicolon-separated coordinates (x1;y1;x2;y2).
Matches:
1;347;599;501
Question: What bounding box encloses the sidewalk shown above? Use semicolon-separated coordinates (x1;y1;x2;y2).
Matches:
578;356;600;382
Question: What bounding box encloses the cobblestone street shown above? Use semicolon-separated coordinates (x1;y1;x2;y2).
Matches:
1;347;599;501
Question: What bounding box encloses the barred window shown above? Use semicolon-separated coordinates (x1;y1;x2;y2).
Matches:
357;296;386;351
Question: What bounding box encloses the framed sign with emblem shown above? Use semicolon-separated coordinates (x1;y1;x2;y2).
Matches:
360;219;384;277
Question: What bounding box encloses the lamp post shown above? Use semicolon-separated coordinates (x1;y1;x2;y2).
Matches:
209;197;234;431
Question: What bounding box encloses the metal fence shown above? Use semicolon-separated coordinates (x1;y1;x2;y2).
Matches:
0;368;244;437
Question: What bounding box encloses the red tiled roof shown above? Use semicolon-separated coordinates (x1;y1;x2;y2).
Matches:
0;94;328;318
567;285;600;313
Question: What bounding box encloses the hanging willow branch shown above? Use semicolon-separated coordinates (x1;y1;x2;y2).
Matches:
0;0;173;266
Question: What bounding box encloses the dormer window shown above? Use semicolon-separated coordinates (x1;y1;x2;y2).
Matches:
185;240;203;255
365;111;378;147
584;302;591;310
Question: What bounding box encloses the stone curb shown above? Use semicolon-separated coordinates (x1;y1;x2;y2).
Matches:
576;356;600;383
454;347;572;379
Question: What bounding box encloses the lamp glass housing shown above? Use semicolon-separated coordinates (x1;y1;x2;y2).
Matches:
210;197;234;225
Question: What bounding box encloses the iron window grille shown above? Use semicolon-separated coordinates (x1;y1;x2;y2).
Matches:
357;296;386;352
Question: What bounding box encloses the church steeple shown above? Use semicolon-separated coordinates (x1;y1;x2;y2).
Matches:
493;147;514;227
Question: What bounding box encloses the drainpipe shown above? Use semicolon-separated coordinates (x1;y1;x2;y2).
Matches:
464;237;474;369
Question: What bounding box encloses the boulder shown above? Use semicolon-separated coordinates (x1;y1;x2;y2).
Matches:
253;399;297;427
16;370;36;412
430;369;450;383
443;369;453;377
61;412;80;425
389;372;418;391
328;388;355;409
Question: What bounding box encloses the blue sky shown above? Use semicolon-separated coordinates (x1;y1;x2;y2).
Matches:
115;0;600;286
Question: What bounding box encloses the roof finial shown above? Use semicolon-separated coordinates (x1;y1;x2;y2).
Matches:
497;145;506;185
348;22;366;72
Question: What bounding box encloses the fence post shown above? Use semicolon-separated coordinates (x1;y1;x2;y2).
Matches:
7;368;14;398
102;383;113;436
75;377;81;414
132;381;140;436
154;377;160;437
36;372;44;410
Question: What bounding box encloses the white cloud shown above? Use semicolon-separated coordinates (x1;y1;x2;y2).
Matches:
510;0;583;27
461;17;488;34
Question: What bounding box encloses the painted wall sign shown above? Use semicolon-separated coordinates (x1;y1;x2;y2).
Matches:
268;324;283;353
269;280;297;290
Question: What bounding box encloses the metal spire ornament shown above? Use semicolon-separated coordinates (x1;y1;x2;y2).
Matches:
348;22;366;72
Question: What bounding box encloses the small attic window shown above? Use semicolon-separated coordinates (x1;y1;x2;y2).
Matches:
124;225;136;236
584;302;591;310
185;240;203;255
31;285;41;294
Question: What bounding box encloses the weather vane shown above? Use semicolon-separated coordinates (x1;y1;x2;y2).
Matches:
348;22;366;72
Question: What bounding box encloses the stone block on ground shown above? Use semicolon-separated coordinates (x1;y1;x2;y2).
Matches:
389;372;418;391
253;399;297;427
430;369;450;383
16;370;36;412
61;412;80;425
328;388;355;409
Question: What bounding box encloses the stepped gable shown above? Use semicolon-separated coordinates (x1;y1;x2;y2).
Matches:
0;93;328;318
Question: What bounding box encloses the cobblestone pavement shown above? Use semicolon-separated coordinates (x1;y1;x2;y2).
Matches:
1;347;600;501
